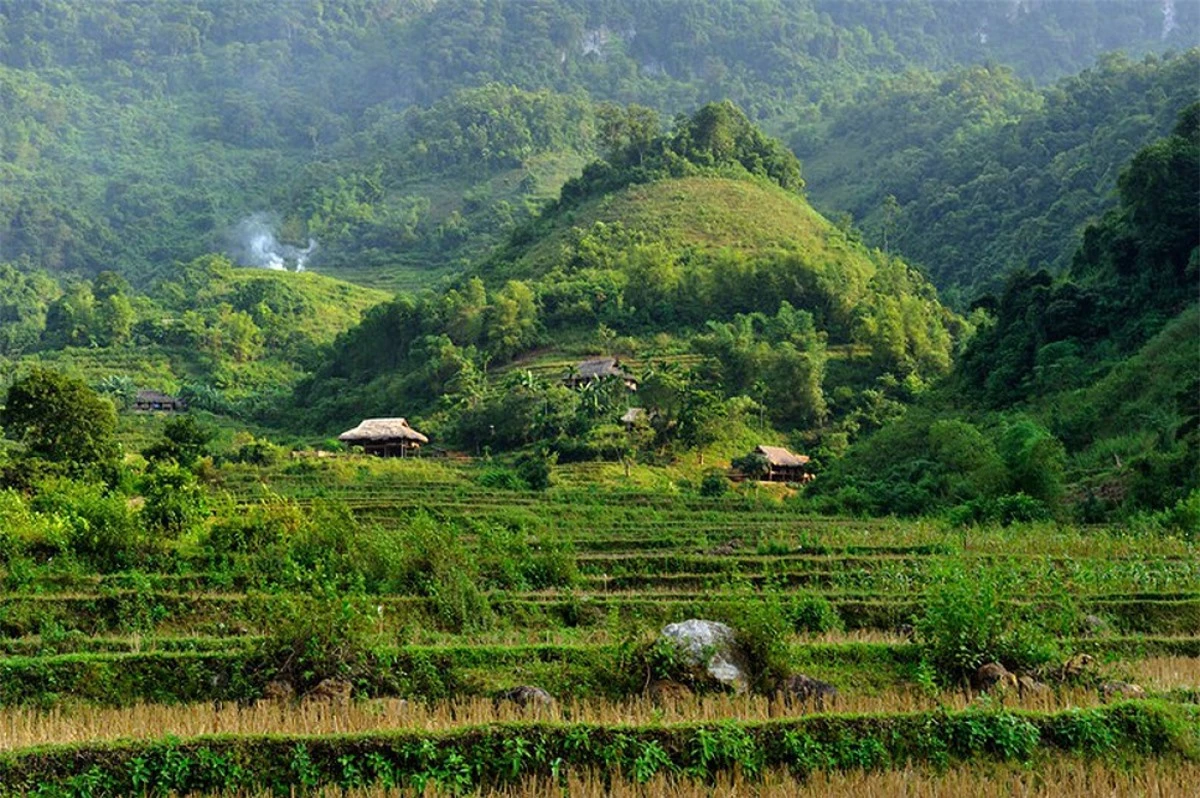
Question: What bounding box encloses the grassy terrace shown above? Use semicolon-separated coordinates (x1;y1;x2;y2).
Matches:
2;458;1196;791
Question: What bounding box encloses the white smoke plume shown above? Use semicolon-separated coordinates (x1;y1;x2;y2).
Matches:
230;214;317;273
1162;0;1177;40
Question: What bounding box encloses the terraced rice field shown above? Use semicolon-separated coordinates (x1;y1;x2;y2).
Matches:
1;459;1196;794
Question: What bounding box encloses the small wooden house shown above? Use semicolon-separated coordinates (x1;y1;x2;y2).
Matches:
754;445;812;483
338;418;429;458
133;390;188;412
564;358;638;391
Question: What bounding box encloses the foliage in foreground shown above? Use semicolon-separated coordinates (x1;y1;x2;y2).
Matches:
0;703;1193;796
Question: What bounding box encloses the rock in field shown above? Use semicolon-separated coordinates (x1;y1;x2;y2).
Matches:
1017;675;1051;698
261;680;296;704
496;685;555;708
659;619;752;694
971;662;1018;693
1100;680;1146;701
646;679;693;704
772;674;839;709
304;678;352;706
1060;653;1096;680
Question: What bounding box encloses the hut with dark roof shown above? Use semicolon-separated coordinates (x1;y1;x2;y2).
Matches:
133;390;188;412
754;445;812;483
564;357;638;391
338;418;429;458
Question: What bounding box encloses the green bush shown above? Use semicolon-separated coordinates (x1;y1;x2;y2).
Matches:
786;594;844;634
514;449;555;491
30;479;146;570
251;590;379;690
139;463;208;539
477;466;526;490
699;468;731;497
916;562;1059;684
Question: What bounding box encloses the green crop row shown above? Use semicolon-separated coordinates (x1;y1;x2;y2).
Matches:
1;704;1195;796
2;591;1198;639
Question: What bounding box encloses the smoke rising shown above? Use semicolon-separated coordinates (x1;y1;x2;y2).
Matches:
230;214;317;272
1162;0;1177;40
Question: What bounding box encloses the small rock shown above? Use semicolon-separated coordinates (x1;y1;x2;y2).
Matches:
646;679;693;704
1061;653;1096;680
496;685;555;708
773;674;839;710
1100;681;1146;701
1080;614;1110;636
972;662;1018;693
1017;675;1050;698
261;680;296;704
304;678;352;706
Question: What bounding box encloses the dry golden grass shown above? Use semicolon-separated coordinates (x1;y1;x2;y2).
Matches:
0;685;1149;751
1126;656;1200;690
208;760;1200;797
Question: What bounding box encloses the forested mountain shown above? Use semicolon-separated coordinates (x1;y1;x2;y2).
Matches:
1;1;1196;293
798;49;1199;303
816;109;1199;520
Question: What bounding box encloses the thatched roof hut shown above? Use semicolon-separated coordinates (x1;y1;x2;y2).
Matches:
133;390;187;412
564;358;638;390
338;418;428;457
753;445;812;482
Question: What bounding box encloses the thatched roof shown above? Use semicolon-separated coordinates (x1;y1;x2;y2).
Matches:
338;418;429;444
755;445;809;467
574;358;629;380
136;390;181;403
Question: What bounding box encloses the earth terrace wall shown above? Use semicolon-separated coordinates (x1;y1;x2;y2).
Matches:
3;639;1200;707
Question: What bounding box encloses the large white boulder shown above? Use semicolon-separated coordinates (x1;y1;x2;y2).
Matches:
659;619;751;693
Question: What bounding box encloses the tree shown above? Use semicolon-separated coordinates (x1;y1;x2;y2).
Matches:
143;415;216;466
1;367;119;470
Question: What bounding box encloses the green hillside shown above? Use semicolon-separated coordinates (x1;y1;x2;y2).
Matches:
796;50;1200;303
507;176;843;275
815;109;1200;522
3;262;389;426
292;105;963;470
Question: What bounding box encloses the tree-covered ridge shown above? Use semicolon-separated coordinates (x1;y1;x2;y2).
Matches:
816;112;1199;521
1;1;1196;290
292;105;962;459
0;259;388;419
799;50;1200;302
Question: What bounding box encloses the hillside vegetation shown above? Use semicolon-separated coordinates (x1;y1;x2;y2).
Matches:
292;105;963;463
816;106;1200;521
798;50;1200;302
0;1;1195;294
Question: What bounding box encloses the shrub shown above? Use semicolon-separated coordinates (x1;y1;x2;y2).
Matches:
786;594;844;634
916;562;1058;685
30;479;147;570
252;590;378;690
477;466;526;490
699;468;731;497
140;462;208;539
705;588;793;690
514;449;556;491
